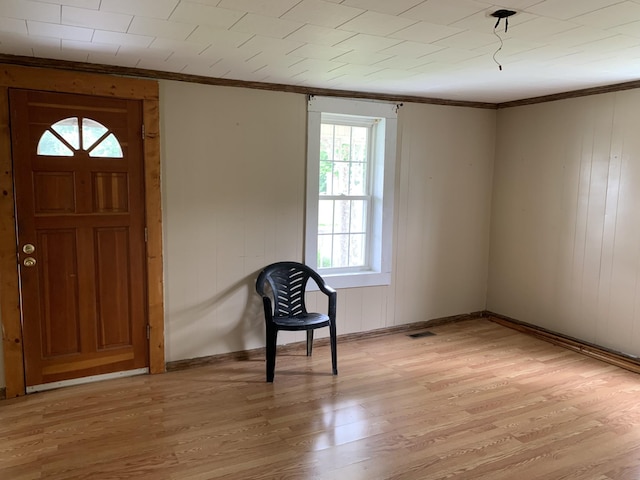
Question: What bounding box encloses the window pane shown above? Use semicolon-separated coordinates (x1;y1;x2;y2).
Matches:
349;162;366;195
320;124;334;161
332;234;349;268
318;200;334;234
318;235;333;268
37;130;74;156
51;117;80;150
350;200;367;233
319;160;332;195
89;133;123;158
349;234;366;267
351;126;368;162
333;125;351;161
333;200;351;234
333;162;349;195
82;118;108;151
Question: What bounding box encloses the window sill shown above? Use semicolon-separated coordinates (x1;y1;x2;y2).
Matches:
308;270;391;290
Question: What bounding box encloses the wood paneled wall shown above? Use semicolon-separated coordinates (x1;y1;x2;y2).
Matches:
489;90;640;357
160;80;495;363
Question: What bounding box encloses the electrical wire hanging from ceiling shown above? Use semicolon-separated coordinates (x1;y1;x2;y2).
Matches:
490;9;516;71
493;24;505;71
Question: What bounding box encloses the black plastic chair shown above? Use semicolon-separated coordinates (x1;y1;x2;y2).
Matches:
255;261;337;382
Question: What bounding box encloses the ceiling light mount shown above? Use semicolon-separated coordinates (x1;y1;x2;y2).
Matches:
491;9;516;31
491;9;517;18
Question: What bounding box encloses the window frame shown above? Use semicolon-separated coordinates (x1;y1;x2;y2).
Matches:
306;96;398;289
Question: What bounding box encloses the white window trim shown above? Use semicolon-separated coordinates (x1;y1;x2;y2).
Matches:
306;96;398;289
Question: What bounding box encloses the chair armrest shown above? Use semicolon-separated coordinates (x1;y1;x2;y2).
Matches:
316;283;336;320
307;269;336;297
307;271;337;319
318;283;336;297
326;288;336;320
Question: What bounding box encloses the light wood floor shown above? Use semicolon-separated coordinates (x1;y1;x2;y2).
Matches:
2;318;640;480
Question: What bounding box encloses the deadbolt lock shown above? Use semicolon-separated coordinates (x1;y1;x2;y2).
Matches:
23;257;36;267
23;243;35;254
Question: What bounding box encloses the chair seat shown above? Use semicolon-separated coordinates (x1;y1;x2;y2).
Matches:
273;313;330;330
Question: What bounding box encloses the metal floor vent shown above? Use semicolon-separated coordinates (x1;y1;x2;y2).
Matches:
408;331;436;338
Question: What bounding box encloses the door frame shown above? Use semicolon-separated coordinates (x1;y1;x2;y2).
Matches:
0;64;165;398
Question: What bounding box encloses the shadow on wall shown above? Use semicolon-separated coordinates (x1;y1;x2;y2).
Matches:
168;269;265;362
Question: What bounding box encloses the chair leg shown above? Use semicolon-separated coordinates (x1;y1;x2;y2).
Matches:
266;327;278;382
306;330;314;356
330;322;337;375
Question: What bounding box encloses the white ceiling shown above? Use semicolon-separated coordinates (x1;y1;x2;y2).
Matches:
1;0;640;103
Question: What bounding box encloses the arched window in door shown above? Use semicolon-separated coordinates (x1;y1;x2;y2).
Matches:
37;117;124;158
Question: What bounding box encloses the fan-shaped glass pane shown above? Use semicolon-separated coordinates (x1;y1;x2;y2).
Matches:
82;118;108;150
37;130;73;156
89;133;123;158
51;117;80;150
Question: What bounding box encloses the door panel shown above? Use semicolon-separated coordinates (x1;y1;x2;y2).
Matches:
33;172;76;213
37;229;81;358
93;173;129;212
10;89;148;387
95;227;132;349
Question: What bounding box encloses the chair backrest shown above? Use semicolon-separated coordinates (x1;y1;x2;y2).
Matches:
256;262;317;317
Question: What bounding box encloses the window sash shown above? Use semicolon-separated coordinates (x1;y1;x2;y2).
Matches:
317;197;370;269
318;119;373;272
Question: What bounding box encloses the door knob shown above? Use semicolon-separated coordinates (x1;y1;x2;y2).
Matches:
23;257;36;267
23;243;35;254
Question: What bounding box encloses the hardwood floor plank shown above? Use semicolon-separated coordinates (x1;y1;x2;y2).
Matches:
2;318;640;479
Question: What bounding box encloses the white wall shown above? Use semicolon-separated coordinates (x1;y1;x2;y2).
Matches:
161;80;495;363
161;82;308;361
488;90;640;357
392;103;494;327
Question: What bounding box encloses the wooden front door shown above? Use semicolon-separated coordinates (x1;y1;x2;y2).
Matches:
10;89;149;388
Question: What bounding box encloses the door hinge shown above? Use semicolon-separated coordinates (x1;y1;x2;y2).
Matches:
146;324;151;340
142;124;145;139
144;227;148;243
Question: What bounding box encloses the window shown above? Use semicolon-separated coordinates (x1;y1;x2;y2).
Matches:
318;116;371;270
37;117;123;158
306;96;399;289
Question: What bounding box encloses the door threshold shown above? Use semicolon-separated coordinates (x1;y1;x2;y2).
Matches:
26;368;149;394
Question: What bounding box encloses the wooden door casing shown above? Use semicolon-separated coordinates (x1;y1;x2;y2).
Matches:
10;89;148;387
